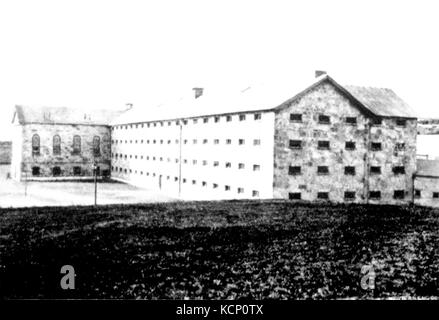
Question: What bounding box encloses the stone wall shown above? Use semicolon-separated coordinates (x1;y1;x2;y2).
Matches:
18;123;111;180
414;176;439;207
273;80;417;205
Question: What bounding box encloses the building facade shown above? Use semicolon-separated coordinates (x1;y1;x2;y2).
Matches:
111;74;418;204
414;159;439;207
11;105;121;181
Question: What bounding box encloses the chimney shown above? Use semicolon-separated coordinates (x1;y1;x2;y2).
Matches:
315;70;327;78
192;87;204;99
125;103;133;110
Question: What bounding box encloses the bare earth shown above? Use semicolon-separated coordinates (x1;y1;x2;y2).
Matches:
0;165;175;208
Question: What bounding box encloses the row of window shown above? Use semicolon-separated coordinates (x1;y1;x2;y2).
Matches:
31;134;102;156
288;190;407;200
289;140;405;151
111;167;259;196
113;113;263;131
415;190;439;199
112;138;261;146
112;158;261;170
31;166;108;176
288;114;407;126
288;165;406;176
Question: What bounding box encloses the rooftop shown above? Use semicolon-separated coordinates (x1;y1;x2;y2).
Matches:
13;105;124;126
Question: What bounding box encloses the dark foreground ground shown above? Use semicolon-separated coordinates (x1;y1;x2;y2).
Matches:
1;201;439;299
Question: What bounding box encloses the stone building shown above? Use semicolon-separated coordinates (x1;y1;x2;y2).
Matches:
111;74;418;204
414;159;439;207
10;105;121;181
0;141;12;164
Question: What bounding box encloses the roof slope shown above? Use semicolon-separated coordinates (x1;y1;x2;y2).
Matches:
14;105;124;126
344;86;417;118
417;159;439;177
112;75;417;125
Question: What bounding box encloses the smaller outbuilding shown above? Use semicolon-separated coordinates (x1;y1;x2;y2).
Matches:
414;159;439;207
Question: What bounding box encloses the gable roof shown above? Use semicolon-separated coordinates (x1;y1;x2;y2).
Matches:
344;85;417;118
417;159;439;177
112;74;417;125
13;105;124;126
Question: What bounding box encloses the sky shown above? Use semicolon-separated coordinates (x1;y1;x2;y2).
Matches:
0;0;438;139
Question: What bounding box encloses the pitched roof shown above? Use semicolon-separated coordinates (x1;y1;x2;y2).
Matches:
344;86;417;118
13;105;124;126
112;74;417;125
417;159;439;177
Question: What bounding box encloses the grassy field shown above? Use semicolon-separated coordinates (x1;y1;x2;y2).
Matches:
1;201;439;299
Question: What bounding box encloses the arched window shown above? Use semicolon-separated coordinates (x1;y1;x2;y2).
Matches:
53;135;61;155
72;135;81;155
93;136;101;156
32;134;40;155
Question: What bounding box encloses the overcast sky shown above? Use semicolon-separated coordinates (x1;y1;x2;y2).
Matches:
0;0;438;139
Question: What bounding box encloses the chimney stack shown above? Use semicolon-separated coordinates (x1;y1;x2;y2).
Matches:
315;70;327;78
193;87;204;99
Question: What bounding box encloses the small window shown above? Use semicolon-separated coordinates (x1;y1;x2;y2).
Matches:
226;139;232;145
203;118;209;123
52;166;61;176
253;139;261;146
239;139;245;145
239;115;246;121
371;142;382;151
237;188;244;194
214;139;219;144
32;167;40;176
225;162;231;168
414;189;421;198
203;139;208;144
193;139;197;144
254;113;261;120
193;119;198;124
392;166;405;175
238;163;245;169
289;192;301;200
433;192;439;199
202;181;207;187
213;183;218;189
213;161;219;167
344;191;355;200
203;160;208;166
344;166;356;175
396;119;407;127
394;190;405;199
225;185;230;191
317;192;329;200
253;164;260;171
345;141;356;150
192;180;196;185
317;166;329;175
193;160;197;165
290;113;302;122
215;116;220;123
288;166;301;175
345;117;357;124
289;140;302;149
226;115;232;122
252;190;259;197
318;141;330;149
372;118;382;125
370;166;381;174
318;115;330;124
395;143;406;151
369;191;381;199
